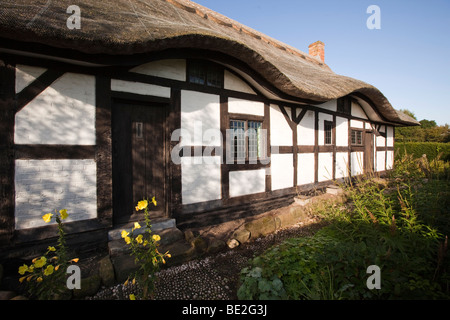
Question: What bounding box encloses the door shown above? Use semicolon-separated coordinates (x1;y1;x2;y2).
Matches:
112;101;168;225
364;131;374;174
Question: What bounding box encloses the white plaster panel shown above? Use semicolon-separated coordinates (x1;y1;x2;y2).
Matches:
181;91;221;147
336;152;350;178
271;154;294;190
224;70;256;94
14;159;97;230
15;64;47;93
181;156;222;205
297;153;315;185
130;59;186;81
297;110;315;146
270;105;293;146
228;98;264;116
229;169;266;198
350;119;364;129
111;79;170;98
15;73;96;145
318;100;337;112
351;101;368;119
318;152;333;182
376;151;386;172
386;151;394;170
376;135;386;147
336;117;348;147
386;126;394;147
351;152;364;176
318;113;333;145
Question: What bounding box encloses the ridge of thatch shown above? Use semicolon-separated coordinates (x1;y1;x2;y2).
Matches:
0;0;419;126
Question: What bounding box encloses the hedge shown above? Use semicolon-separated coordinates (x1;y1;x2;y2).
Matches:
395;142;450;162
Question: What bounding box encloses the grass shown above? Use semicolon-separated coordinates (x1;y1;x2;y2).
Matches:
238;153;450;300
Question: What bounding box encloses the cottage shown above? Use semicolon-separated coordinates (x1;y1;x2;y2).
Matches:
0;0;418;256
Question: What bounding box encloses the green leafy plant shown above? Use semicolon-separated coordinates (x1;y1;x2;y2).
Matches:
121;197;171;300
18;209;79;300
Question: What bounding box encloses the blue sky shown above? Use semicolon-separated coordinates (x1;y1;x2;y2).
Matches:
194;0;450;125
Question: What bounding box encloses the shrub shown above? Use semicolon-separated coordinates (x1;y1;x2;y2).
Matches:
121;197;171;300
18;209;79;300
395;142;450;162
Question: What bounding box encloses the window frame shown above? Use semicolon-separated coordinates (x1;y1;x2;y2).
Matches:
324;120;333;145
187;60;224;89
228;117;266;163
351;129;364;146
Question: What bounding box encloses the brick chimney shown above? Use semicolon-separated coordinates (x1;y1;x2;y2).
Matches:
308;41;325;63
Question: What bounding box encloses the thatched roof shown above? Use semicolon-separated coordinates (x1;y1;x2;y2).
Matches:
0;0;418;126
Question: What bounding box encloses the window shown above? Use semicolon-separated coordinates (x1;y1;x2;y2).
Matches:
230;120;264;161
324;121;333;145
351;130;363;145
187;61;224;88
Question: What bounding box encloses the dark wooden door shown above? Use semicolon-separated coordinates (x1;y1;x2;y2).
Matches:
112;101;167;225
364;131;374;174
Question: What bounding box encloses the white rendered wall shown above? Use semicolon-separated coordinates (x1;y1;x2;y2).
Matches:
130;59;186;81
228;98;264;116
318;152;333;182
297;153;315;185
350;119;364;129
15;73;96;145
351;152;364;176
181;91;221;147
318;113;333;145
229;169;266;198
111;79;170;98
15;159;97;230
15;64;47;93
181;156;222;205
386;126;394;147
376;151;386;172
224;70;257;94
270;105;293;146
386;151;394;170
351;101;368;119
336;117;348;147
336;152;350;178
297;110;315;146
317;100;337;112
271;154;294;190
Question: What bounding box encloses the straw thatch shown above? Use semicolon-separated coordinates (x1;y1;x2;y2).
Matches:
0;0;418;125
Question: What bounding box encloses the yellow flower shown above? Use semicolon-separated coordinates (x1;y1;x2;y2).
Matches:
136;234;143;244
36;277;43;283
132;222;141;231
55;265;60;271
34;256;47;268
43;265;54;276
19;276;27;283
124;279;129;286
59;209;68;220
143;240;149;247
121;230;129;239
152;197;157;207
135;200;148;211
152;234;161;242
47;246;56;252
42;213;53;223
167;253;172;258
18;264;28;275
129;294;136;300
124;236;131;244
70;258;79;263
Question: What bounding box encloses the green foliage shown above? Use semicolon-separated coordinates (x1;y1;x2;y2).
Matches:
121;198;171;300
18;210;79;300
395;142;450;162
238;154;450;300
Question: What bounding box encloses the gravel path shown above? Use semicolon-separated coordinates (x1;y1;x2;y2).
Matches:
87;218;326;300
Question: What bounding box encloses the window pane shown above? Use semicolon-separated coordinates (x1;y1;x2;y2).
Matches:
230;120;246;160
188;62;206;85
248;121;262;159
324;121;332;145
206;64;223;88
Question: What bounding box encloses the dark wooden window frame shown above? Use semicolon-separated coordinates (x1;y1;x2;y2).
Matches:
324;120;333;145
351;129;364;146
187;59;224;89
